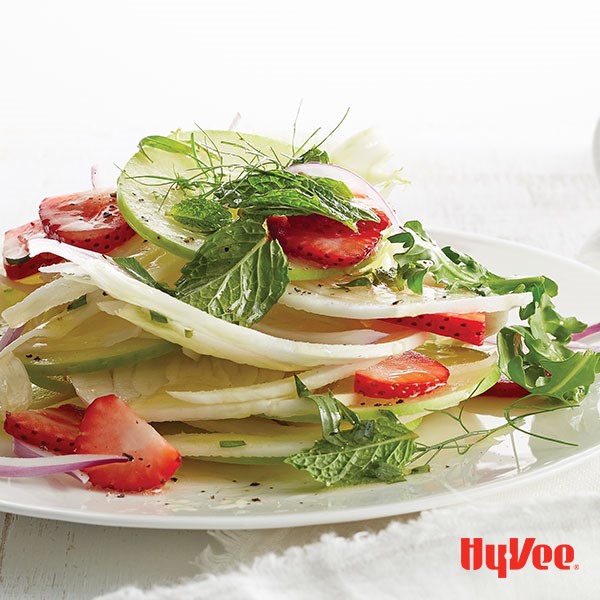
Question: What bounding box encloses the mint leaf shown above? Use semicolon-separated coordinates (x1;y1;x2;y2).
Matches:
285;411;417;486
168;198;232;233
176;218;289;326
285;381;417;486
293;376;359;445
217;171;377;230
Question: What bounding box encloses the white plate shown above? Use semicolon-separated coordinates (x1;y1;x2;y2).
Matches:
1;229;599;529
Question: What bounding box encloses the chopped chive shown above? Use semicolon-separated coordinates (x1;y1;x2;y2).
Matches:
149;310;168;323
219;440;247;448
67;295;88;311
184;329;193;338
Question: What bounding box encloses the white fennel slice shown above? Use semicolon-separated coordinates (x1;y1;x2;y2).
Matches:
72;346;497;423
28;239;428;370
2;277;97;328
0;352;33;412
166;359;382;405
164;430;317;460
278;280;531;319
163;415;423;461
252;303;389;344
70;350;383;421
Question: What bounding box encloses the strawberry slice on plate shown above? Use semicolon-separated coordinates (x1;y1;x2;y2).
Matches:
2;220;62;280
266;210;390;268
75;395;181;492
3;403;84;454
384;312;487;346
354;350;450;401
39;188;136;253
485;373;529;397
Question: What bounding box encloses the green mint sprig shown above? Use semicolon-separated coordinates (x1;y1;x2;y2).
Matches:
175;218;289;327
284;377;418;486
129;125;379;326
215;170;377;230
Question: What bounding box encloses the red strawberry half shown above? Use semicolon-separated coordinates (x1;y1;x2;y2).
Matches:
354;350;450;402
39;188;136;253
3;403;84;454
2;220;62;280
266;210;390;268
75;395;182;492
384;312;487;346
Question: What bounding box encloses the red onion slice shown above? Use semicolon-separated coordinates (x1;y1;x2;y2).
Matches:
285;162;402;231
2;441;129;478
12;440;90;483
572;323;600;342
0;326;24;352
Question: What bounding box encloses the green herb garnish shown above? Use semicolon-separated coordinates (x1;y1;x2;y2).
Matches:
149;310;168;324
176;218;289;326
67;294;87;311
168;198;232;233
216;171;376;230
284;377;418;486
126;114;376;327
391;220;599;402
113;257;174;295
219;440;247;448
390;221;548;296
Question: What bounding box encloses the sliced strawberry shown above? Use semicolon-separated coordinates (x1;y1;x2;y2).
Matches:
354;350;450;402
2;220;62;280
3;404;84;454
384;312;487;346
39;188;136;253
266;210;390;268
486;373;529;397
75;395;181;492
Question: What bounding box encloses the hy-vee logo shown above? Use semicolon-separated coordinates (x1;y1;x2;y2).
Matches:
460;537;576;578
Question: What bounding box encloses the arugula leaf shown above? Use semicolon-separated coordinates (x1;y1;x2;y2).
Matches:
285;379;417;486
113;257;175;295
216;170;377;230
390;221;546;295
175;218;289;326
168;198;232;233
498;328;599;403
391;220;599;403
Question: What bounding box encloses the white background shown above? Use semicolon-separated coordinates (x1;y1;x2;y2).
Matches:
1;0;600;234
